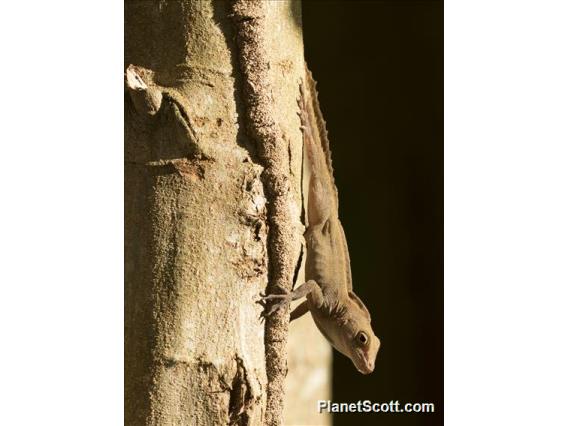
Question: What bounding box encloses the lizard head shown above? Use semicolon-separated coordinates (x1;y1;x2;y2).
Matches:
315;292;380;374
339;310;380;375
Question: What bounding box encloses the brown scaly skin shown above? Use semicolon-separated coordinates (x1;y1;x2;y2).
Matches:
262;67;380;375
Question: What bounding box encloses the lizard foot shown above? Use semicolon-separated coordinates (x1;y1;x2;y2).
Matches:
258;292;291;320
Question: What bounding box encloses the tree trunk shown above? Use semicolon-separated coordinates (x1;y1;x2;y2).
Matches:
125;1;328;425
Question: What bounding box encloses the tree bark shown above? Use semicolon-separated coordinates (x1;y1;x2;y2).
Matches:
125;1;315;425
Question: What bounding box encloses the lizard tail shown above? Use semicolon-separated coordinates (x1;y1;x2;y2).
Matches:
300;68;338;227
305;66;336;190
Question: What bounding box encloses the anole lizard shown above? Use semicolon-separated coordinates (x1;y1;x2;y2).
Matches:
262;67;381;374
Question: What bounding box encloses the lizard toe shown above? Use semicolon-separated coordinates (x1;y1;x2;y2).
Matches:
261;293;288;302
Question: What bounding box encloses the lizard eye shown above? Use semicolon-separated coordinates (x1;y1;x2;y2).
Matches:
357;332;368;345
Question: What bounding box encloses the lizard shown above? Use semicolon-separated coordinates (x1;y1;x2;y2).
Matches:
261;66;381;375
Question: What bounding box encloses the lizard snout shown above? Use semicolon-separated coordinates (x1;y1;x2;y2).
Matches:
354;348;376;374
353;336;380;374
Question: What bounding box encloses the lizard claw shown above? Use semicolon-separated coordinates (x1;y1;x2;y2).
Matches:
258;292;292;320
261;294;288;302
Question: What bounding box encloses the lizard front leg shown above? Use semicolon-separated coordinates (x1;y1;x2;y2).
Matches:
290;301;309;321
261;280;321;318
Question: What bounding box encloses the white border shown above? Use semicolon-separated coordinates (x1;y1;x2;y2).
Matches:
446;0;568;424
0;1;123;424
1;0;567;424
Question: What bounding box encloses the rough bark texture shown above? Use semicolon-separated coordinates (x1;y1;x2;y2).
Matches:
228;1;304;424
125;1;309;425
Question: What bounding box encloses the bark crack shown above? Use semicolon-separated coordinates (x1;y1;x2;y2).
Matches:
228;357;255;426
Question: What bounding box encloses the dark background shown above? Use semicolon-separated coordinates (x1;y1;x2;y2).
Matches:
302;1;443;425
